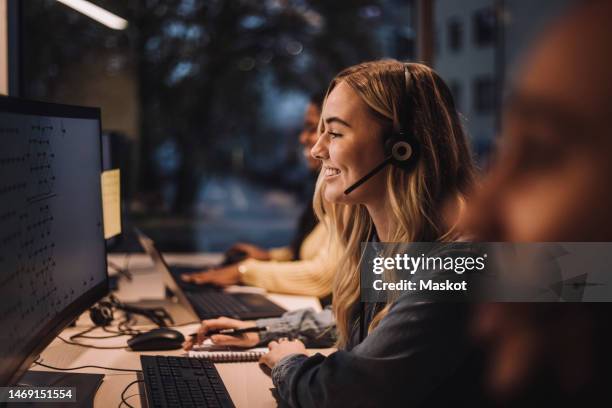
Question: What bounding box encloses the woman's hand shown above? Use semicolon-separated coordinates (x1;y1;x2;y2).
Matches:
259;339;307;369
183;317;259;350
230;242;271;261
181;264;241;286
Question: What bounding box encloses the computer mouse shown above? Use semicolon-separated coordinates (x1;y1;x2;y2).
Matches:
128;328;185;351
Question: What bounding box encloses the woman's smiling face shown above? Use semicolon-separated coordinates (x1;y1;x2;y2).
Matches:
311;81;387;204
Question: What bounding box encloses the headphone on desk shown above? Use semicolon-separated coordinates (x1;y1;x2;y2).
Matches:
344;63;420;195
90;301;114;326
89;296;174;328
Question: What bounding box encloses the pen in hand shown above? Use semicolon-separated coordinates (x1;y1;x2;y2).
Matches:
189;326;267;339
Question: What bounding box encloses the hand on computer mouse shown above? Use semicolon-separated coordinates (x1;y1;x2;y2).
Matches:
183;317;259;350
181;264;241;286
229;243;271;261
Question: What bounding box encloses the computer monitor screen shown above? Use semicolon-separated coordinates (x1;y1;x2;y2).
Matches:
0;96;108;385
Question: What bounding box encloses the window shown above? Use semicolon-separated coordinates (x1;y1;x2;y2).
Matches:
447;18;463;52
473;76;496;114
21;0;418;251
434;24;440;56
448;80;462;111
394;33;416;60
473;7;497;47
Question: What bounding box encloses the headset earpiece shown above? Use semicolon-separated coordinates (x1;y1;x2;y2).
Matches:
391;140;413;162
387;63;419;172
385;136;418;173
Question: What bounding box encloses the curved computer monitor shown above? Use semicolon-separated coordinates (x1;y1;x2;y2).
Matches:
0;96;108;385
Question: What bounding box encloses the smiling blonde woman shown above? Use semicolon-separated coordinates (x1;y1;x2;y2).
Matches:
186;60;484;407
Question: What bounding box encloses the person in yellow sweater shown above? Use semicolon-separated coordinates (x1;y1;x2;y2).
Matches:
182;93;338;300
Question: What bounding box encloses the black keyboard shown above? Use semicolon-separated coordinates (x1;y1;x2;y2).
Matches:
186;291;250;318
141;355;235;408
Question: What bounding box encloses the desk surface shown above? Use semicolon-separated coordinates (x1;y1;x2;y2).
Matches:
32;253;326;408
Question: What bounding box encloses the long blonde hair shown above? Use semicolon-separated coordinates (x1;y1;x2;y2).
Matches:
313;60;477;348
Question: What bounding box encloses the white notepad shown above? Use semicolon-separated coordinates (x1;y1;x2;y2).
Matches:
188;339;268;363
188;348;268;362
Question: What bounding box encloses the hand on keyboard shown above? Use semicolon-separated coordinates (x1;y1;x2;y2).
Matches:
183;317;259;350
181;264;241;286
227;243;270;261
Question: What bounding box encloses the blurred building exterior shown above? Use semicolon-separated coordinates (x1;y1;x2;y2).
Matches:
433;0;571;160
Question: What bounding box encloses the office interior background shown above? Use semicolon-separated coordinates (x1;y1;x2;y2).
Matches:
1;0;570;252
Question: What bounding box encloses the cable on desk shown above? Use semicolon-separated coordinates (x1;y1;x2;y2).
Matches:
74;332;127;339
119;379;143;408
57;335;128;350
34;360;140;373
69;324;140;340
69;326;96;339
66;315;142;345
102;326;124;334
102;325;140;337
116;316;143;335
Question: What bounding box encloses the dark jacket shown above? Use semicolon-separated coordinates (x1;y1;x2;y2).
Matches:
269;295;487;407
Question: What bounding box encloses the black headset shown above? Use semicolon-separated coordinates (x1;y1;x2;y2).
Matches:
90;301;114;326
344;63;420;195
89;295;174;327
387;63;420;170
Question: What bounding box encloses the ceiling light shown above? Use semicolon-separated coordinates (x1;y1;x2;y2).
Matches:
56;0;128;30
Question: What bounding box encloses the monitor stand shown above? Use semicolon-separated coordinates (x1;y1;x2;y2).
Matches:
13;371;103;408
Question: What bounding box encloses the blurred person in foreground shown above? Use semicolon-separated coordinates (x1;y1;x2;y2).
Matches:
182;93;339;300
462;0;612;405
